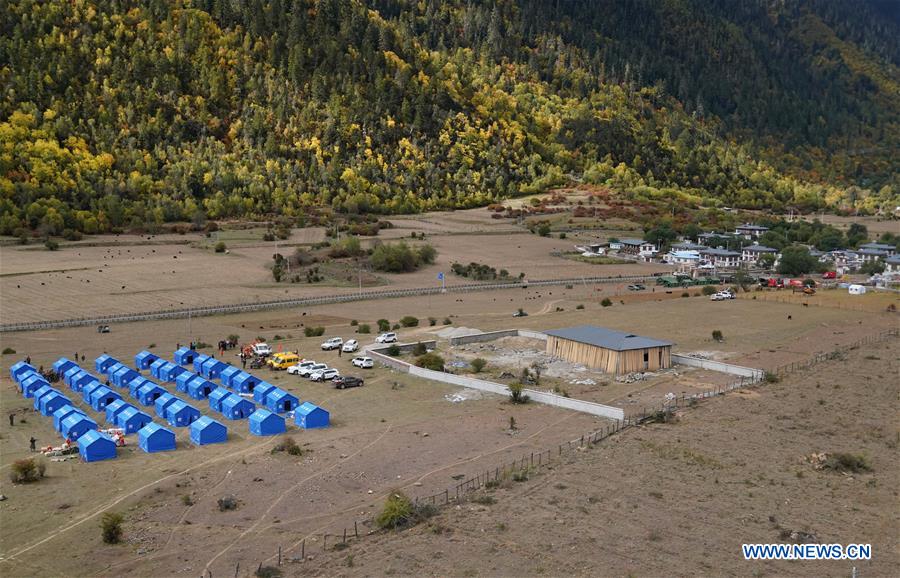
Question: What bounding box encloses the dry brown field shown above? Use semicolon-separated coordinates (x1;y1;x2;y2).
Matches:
304;339;900;577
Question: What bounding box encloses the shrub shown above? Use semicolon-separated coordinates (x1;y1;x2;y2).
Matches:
214;241;226;253
559;232;566;239
443;318;452;325
702;285;718;296
681;291;690;298
472;494;496;505
304;326;325;337
470;358;487;373
576;304;585;310
2;347;15;354
350;319;358;326
100;512;124;544
376;491;413;529
428;317;437;326
392;323;401;330
711;330;723;342
357;323;371;334
370;242;437;272
377;319;391;332
508;382;529;404
9;458;43;483
765;372;780;383
255;566;283;578
271;437;303;456
823;453;871;473
217;495;239;511
44;239;59;251
181;495;193;506
400;315;419;327
415;352;445;371
537;223;551;237
600;298;613;307
412;342;428;356
386;344;401;356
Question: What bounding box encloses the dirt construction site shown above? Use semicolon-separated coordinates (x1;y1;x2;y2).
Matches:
0;213;898;577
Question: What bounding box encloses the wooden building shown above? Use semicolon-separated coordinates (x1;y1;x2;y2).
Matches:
545;326;673;374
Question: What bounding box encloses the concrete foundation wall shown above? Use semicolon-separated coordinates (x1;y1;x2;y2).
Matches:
672;354;764;379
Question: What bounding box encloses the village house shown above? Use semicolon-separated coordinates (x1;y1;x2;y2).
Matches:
665;250;701;267
734;223;769;240
700;247;742;269
858;248;890;263
617;238;657;262
858;242;896;257
741;244;778;265
697;232;733;246
885;255;900;274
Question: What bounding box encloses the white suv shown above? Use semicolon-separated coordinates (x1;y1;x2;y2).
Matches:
375;332;397;344
298;363;327;377
321;337;343;350
252;343;273;357
310;368;340;382
287;360;317;375
352;356;374;369
342;339;359;353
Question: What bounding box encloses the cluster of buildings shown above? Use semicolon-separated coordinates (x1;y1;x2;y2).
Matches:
581;223;899;278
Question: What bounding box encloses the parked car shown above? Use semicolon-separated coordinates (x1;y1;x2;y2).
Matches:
333;376;364;389
252;342;273;357
627;284;646;291
297;363;327;377
341;339;359;353
321;337;344;350
267;352;299;370
822;271;837;279
375;332;397;343
287;360;317;375
352;356;374;369
512;310;528;317
310;368;340;382
97;325;111;333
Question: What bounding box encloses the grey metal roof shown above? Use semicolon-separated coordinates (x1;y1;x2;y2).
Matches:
743;245;777;253
859;243;894;250
701;248;741;256
736;224;769;231
545;325;673;351
619;238;647;246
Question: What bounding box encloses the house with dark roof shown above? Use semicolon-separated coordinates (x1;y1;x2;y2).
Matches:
734;223;769;240
741;244;778;265
858;242;896;257
544;326;673;374
700;247;742;269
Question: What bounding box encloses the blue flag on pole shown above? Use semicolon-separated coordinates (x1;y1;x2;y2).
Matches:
437;272;444;281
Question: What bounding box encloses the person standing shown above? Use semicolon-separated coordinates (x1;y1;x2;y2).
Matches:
29;437;36;452
8;413;14;427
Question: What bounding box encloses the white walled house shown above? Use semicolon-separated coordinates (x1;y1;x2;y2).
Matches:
734;223;769;240
618;238;658;262
700;248;742;269
741;244;778;265
858;242;896;257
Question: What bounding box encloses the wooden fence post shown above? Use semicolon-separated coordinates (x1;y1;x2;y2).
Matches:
355;521;359;538
301;540;305;560
278;546;282;566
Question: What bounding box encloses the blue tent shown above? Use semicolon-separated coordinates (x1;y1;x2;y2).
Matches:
188;378;216;400
232;372;262;394
78;430;117;462
105;399;133;424
81;380;105;404
219;365;242;387
251;382;276;404
134;350;160;370
190;416;227;445
221;395;255;420
32;386;56;410
154;392;180;418
111;366;138;388
156;362;176;380
193;354;211;373
90;386;122;411
21;374;50;398
295;402;330;429
10;360;36;381
116;407;153;433
136;383;166;405
173;346;197;366
160;363;187;382
248;409;286;436
175;371;199;393
54;405;85;431
200;358;228;379
53;357;78;377
149;358;168;379
95;354;117;374
166;400;201;427
265;389;300;413
40;391;71;416
62;413;98;441
63;366;83;386
72;371;96;392
105;362;126;378
208;388;233;412
128;377;152;398
138;423;176;453
65;368;88;388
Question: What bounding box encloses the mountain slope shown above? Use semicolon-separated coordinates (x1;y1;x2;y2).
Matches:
1;0;897;236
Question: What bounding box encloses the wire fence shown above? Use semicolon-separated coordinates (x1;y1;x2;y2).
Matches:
737;289;898;313
0;274;661;333
230;328;898;575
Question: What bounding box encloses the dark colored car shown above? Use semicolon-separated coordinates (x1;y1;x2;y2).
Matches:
333;376;364;389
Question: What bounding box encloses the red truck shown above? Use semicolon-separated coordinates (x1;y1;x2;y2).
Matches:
822;271;837;279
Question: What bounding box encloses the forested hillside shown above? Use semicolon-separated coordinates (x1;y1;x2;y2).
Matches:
1;0;897;236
